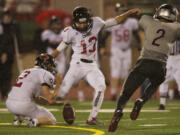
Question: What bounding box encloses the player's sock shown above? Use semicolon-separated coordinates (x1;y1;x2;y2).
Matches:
78;90;85;102
110;88;117;100
168;89;174;100
88;89;105;121
160;97;166;106
33;118;39;126
111;88;116;95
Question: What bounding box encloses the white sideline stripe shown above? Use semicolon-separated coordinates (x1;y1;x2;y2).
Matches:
167;103;180;106
59;117;173;124
75;109;169;113
168;107;180;109
139;124;167;127
0;108;169;114
151;117;175;120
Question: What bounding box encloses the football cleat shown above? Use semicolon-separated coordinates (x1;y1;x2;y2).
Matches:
158;104;165;110
108;109;123;132
24;117;37;127
86;117;104;126
13;119;22;126
130;98;143;120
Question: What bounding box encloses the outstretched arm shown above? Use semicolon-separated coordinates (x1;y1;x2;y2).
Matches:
103;8;140;29
51;41;68;58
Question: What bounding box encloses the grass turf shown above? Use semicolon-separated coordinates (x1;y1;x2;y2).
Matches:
0;99;180;135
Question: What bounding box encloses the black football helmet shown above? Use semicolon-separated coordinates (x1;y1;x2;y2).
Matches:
35;54;56;73
72;6;92;33
154;4;178;22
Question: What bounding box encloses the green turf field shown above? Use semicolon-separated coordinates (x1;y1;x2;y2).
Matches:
0;99;180;135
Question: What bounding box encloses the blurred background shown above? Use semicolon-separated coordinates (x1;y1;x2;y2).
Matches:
0;0;180;101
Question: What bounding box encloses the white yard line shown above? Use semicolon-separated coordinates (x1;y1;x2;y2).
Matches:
151;117;175;120
168;107;180;109
167;103;180;106
139;124;167;127
0;108;169;113
75;109;169;113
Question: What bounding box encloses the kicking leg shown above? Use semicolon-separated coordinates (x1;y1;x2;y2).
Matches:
130;69;166;120
116;71;146;111
109;70;146;132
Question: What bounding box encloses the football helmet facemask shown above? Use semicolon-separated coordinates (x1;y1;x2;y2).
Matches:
35;54;56;73
154;4;178;22
72;6;92;33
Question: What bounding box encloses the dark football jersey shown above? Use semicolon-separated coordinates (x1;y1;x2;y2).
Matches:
139;15;180;63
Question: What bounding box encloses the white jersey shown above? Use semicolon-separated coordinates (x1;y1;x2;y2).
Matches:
107;18;138;51
61;17;105;61
41;29;62;45
8;67;55;101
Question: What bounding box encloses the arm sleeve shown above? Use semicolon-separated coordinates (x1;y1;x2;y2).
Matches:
56;41;68;52
41;71;55;89
103;18;117;30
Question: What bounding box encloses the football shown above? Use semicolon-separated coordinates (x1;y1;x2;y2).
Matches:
62;103;75;125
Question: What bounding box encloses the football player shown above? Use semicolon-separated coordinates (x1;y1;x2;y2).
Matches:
41;16;66;76
6;54;61;127
107;3;141;100
159;40;180;110
109;4;180;132
51;6;140;125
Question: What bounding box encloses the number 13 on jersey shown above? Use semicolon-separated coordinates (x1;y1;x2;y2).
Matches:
81;36;97;54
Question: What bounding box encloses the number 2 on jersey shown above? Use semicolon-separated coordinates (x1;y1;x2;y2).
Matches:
14;71;31;87
152;29;166;46
81;36;97;54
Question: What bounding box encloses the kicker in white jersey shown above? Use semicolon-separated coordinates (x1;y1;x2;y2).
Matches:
61;17;104;61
